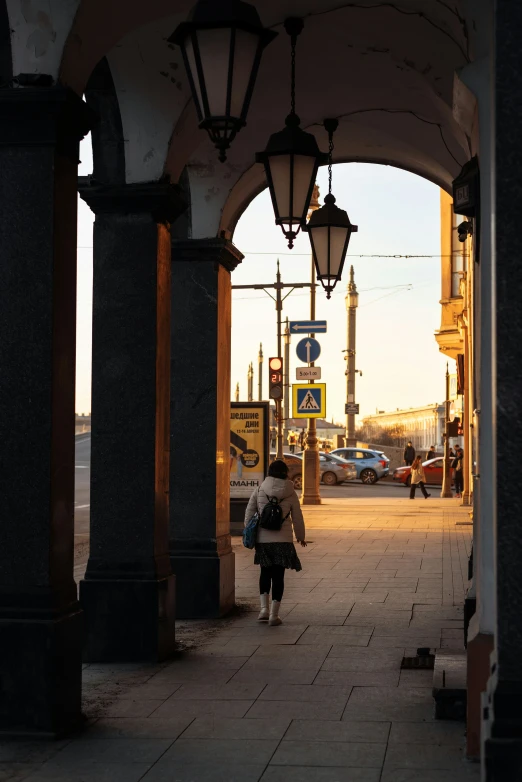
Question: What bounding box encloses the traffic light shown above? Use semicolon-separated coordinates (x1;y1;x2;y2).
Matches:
447;417;460;437
269;357;283;400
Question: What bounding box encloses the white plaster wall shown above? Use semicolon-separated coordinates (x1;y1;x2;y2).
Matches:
107;14;189;184
6;0;79;80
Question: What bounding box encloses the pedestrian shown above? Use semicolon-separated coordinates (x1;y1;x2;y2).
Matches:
453;445;464;498
409;455;431;500
288;432;297;453
270;427;276;450
298;429;306;449
425;445;437;461
244;459;306;626
403;441;416;466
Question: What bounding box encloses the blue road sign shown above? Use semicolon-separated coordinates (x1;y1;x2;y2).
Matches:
296;337;321;364
293;383;326;419
289;320;327;334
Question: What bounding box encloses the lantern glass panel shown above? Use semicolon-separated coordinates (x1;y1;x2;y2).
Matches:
229;29;260;117
186;29;231;117
328;226;349;278
186;28;260;122
310;225;329;276
311;225;349;278
268;153;316;224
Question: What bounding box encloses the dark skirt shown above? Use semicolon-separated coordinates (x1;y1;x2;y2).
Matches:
254;542;302;571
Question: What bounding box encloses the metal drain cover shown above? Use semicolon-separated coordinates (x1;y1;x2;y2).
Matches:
401;648;435;670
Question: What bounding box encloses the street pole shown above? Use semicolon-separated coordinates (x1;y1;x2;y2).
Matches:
275;262;284;459
231;265;311;462
441;363;453;498
302;185;321;505
283;318;290;444
345;265;358;446
258;343;263;401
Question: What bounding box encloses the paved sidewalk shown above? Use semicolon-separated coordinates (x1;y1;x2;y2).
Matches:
3;497;479;782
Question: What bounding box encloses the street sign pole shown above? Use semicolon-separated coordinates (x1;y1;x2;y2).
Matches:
276;263;283;459
302;189;322;506
283;318;290;448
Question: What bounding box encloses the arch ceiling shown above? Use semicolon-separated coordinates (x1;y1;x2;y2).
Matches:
3;1;485;238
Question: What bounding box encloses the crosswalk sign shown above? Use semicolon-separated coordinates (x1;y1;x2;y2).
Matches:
292;383;326;419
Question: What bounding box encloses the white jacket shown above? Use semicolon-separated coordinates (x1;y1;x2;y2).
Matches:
411;465;426;484
244;477;305;544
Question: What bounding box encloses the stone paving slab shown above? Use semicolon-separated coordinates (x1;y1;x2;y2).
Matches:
3;497;479;782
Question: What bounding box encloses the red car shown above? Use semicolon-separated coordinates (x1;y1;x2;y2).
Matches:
393;457;452;487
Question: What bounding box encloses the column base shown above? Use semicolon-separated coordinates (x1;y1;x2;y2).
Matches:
0;606;83;737
171;550;235;619
80;575;175;662
483;670;522;780
466;618;493;758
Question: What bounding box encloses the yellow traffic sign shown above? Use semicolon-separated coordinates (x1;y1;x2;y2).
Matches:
292;383;326;419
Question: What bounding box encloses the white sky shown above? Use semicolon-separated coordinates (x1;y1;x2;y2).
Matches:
76;140;449;422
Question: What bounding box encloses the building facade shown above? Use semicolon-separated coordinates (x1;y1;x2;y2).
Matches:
361;404;446;451
435;190;474;506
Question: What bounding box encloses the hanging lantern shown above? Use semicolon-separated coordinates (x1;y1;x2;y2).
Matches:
169;0;277;162
256;18;327;249
305;119;358;298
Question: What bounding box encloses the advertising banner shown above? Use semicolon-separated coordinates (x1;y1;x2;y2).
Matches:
230;402;269;500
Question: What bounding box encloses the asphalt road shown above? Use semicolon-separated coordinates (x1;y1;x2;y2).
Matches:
74;433;413;521
75;434;91;538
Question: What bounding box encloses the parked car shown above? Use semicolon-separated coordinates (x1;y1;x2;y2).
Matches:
271;451;356;488
393;456;451;487
331;448;390;484
270;452;303;488
318;452;357;484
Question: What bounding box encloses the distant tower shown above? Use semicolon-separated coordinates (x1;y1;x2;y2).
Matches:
235;382;240;402
258;343;263;400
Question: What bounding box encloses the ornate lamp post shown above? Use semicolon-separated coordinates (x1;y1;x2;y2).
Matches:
256;18;327;248
170;0;277;162
305;119;358;297
345;266;359;446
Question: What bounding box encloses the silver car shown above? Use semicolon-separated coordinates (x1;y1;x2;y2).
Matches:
295;451;357;485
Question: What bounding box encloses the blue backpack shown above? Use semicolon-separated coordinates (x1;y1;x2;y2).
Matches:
243;511;260;549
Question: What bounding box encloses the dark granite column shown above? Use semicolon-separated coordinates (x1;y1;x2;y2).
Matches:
0;88;91;735
483;3;522;779
170;239;243;618
79;181;185;661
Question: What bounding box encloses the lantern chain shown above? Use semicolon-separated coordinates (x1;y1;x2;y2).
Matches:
328;131;334;195
290;34;296;116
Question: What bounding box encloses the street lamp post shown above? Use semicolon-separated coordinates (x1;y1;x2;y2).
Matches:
247;362;253;401
302;186;321;506
345;266;358;446
232;265;312;460
441;363;453;498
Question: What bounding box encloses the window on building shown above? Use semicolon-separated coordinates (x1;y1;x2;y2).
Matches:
451;213;467;297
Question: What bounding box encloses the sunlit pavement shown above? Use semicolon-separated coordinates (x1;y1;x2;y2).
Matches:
12;496;479;782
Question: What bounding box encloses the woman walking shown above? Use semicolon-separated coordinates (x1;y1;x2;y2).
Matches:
409;455;431;500
244;460;306;626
